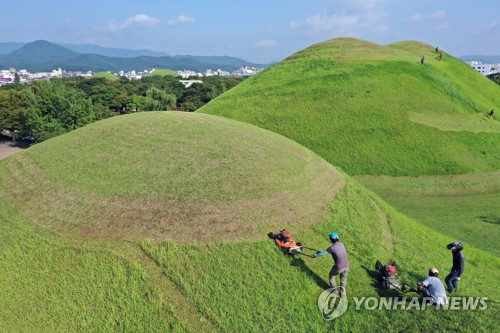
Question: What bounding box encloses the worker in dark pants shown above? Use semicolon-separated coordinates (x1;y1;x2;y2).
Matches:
313;232;349;296
445;241;465;292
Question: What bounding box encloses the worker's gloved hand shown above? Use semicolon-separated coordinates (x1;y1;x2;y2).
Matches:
457;277;460;281
312;254;317;258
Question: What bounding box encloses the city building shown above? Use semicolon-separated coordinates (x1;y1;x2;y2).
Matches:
466;61;500;76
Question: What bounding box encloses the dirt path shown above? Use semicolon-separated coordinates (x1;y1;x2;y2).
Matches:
0;142;25;160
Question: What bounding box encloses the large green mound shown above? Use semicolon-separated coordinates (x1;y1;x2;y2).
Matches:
0;112;344;242
199;37;500;176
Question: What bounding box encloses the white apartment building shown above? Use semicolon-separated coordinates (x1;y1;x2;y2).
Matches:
467;61;500;76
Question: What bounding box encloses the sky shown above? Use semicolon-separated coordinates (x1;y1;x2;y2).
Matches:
3;0;499;63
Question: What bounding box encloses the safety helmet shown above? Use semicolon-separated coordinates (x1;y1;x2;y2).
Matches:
329;232;339;242
429;267;439;276
446;241;464;251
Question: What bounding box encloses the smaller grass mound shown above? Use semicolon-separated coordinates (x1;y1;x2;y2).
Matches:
149;69;179;77
0;112;344;243
92;72;118;80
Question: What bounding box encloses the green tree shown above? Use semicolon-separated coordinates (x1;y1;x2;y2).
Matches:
25;80;95;142
178;83;215;111
144;87;176;111
0;88;30;138
493;75;500;86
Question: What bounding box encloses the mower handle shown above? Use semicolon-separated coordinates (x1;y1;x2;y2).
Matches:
301;246;321;252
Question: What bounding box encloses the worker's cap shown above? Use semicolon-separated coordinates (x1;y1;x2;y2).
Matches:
329;232;339;240
446;241;464;251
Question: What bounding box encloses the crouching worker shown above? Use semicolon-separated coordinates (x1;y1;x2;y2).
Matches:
312;232;349;296
418;267;448;305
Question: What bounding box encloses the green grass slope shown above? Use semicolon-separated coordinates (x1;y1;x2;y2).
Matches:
355;171;500;256
1;176;497;332
0;111;344;243
93;71;119;80
198;37;500;176
0;111;498;331
149;69;179;77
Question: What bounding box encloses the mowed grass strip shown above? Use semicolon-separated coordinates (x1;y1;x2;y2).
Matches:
0;112;344;242
199;37;500;176
355;171;500;256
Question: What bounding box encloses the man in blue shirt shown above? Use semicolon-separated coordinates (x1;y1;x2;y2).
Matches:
313;232;349;296
418;267;448;305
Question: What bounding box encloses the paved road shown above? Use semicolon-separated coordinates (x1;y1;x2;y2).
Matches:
0;141;25;160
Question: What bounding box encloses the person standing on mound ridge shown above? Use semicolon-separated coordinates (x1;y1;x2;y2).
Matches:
420;55;425;65
312;232;349;296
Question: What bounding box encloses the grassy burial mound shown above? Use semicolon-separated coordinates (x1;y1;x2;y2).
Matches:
199;38;500;176
148;68;179;77
92;71;119;80
0;112;498;332
0;111;344;243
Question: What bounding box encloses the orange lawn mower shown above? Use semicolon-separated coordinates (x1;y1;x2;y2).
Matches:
267;229;319;258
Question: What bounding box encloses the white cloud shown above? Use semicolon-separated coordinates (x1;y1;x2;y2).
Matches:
252;40;277;49
436;23;449;30
291;10;387;38
291;13;359;35
487;22;499;31
410;10;446;22
327;0;386;11
105;14;159;33
168;15;196;27
291;0;389;38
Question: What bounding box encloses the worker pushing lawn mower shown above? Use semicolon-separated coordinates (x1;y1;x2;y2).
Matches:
312;232;350;296
268;230;350;296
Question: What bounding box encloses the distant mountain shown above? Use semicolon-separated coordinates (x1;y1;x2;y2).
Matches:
8;40;80;63
59;43;170;58
173;55;260;68
0;40;268;72
460;55;500;64
0;42;26;54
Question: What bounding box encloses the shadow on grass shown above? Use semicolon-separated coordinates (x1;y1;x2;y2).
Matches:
289;257;329;289
478;216;500;225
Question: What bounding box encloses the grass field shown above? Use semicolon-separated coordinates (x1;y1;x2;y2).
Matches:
0;38;499;332
355;171;500;257
1;174;497;332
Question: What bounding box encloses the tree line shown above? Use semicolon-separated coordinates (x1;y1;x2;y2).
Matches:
0;75;244;143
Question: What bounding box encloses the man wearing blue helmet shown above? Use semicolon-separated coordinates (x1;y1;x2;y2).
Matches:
312;232;350;295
